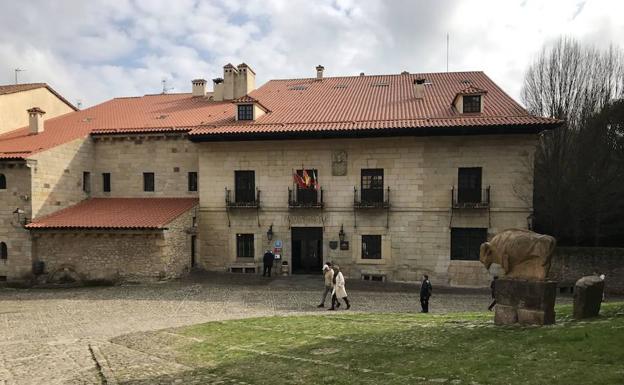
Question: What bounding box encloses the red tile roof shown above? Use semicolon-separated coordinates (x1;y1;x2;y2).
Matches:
0;83;78;110
26;198;198;229
189;71;560;138
0;93;235;159
0;71;561;159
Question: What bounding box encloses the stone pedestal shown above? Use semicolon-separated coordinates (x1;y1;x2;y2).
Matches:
573;276;604;319
494;278;557;325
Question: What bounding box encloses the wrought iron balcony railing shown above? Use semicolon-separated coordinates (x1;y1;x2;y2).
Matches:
225;187;261;208
354;186;390;209
451;186;490;209
288;187;324;208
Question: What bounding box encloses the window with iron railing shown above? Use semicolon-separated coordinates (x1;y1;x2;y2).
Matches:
235;170;255;203
361;168;384;203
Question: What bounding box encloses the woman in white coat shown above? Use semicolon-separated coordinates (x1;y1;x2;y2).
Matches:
329;265;350;310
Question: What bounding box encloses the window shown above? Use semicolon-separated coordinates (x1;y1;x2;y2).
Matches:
102;173;111;193
237;104;254;120
82;172;91;193
463;95;481;113
458;167;482;203
0;174;5;190
361;169;384;203
295;169;318;204
188;172;198;192
236;234;254;258
451;228;487;260
362;235;382;259
143;172;155;192
235;170;255;203
0;242;7;260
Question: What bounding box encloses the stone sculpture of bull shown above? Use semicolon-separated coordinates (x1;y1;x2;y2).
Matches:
479;229;556;281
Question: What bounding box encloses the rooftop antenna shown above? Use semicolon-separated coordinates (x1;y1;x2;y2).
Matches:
161;79;174;94
446;33;449;72
14;68;25;84
76;99;83;109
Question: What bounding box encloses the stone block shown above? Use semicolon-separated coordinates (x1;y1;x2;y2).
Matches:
494;304;518;325
573;276;605;319
517;308;555;325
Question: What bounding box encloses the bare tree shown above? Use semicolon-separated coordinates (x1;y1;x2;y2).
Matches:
521;37;624;246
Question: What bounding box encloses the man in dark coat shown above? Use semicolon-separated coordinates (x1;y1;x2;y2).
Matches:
488;276;498;311
263;249;275;277
420;274;432;313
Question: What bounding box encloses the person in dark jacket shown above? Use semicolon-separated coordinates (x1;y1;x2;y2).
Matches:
262;249;275;277
420;274;432;313
488;276;498;311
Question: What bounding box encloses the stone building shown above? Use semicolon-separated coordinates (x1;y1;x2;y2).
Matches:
0;83;77;135
0;63;560;286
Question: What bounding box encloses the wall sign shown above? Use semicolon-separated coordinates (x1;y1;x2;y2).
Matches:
274;240;283;248
329;241;338;250
340;241;349;250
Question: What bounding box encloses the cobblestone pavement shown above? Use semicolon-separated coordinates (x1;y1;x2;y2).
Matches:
0;272;572;385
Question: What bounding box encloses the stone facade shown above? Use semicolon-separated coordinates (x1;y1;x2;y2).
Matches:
196;135;537;286
92;134;199;198
30;207;196;282
0;161;33;280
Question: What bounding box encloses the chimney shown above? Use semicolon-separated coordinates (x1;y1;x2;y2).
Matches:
222;63;237;100
212;78;224;101
192;79;207;97
316;65;325;80
27;107;46;134
414;78;425;99
234;63;256;99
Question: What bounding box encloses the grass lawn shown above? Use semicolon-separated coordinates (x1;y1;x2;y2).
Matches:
116;303;624;385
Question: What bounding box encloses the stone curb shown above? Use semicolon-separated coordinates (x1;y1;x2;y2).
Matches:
89;343;119;385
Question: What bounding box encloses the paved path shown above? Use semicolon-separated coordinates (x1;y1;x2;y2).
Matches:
0;273;567;384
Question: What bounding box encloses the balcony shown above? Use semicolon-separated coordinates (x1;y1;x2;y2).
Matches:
288;187;324;209
354;186;390;209
451;186;490;209
225;188;261;208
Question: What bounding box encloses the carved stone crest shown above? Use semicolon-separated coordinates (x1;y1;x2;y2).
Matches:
332;150;347;176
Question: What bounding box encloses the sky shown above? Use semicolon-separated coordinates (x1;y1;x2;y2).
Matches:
0;0;622;108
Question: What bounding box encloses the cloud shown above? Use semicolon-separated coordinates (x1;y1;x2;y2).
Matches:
0;0;621;107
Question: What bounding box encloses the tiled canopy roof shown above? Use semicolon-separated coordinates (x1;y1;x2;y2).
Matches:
0;83;78;110
189;71;560;138
26;198;198;229
0;93;235;159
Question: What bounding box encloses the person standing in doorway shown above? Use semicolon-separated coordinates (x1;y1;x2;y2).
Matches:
318;262;334;308
263;249;275;277
420;274;432;313
488;276;498;311
329;265;350;310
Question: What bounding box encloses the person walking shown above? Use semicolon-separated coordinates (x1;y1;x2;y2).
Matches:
420;274;432;313
329;265;350;310
318;262;334;308
488;276;498;311
262;249;275;277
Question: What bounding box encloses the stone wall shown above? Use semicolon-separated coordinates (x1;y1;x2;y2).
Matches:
92;134;199;198
162;207;196;277
0;161;33;280
30;137;94;218
549;247;624;294
197;135;537;286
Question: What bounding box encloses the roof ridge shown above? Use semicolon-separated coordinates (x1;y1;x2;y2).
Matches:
266;70;486;83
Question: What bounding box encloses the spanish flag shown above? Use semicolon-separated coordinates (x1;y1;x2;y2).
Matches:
293;171;306;189
302;169;312;187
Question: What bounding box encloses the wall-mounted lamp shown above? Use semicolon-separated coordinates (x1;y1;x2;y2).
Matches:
13;208;26;227
527;213;535;231
338;224;346;242
267;224;274;241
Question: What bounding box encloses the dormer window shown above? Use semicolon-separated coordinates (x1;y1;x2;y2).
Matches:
238;104;254;120
463;95;481;113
